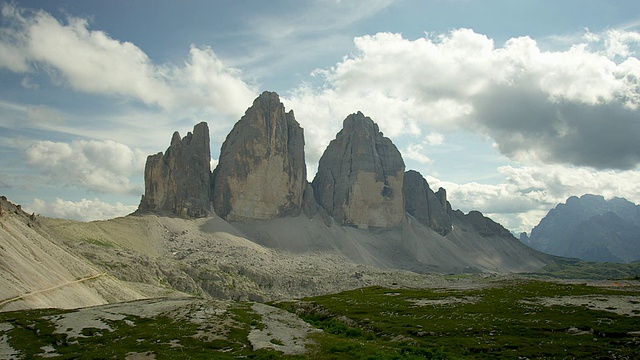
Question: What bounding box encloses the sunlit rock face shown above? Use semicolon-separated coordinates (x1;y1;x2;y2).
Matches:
312;112;405;228
138;122;211;218
212;91;307;221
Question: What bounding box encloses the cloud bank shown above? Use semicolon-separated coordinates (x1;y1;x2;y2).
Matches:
286;28;640;170
28;198;137;222
0;4;256;116
25;139;145;195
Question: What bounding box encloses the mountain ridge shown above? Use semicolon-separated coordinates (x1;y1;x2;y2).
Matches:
523;194;640;263
129;90;550;277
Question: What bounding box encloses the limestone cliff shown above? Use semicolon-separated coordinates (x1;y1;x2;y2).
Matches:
137;122;211;218
212;91;307;220
403;170;452;236
312;112;405;228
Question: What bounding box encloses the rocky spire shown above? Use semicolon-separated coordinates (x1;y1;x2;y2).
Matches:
312;112;405;228
211;91;307;220
137;122;211;218
402;170;452;236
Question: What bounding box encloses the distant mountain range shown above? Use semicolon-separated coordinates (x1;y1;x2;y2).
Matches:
521;194;640;263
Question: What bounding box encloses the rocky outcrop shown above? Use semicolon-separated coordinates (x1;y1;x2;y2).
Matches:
212;91;307;221
312;112;405;228
137;122;211;218
402;170;452;236
455;210;513;239
301;183;319;218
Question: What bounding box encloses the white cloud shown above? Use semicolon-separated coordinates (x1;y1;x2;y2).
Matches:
286;28;640;170
402;143;432;164
25;139;146;196
603;29;640;58
0;40;28;71
424;132;444;146
0;4;256;117
400;132;444;165
27;198;137;221
175;46;257;115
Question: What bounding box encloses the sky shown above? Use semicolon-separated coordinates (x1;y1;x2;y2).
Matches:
1;0;639;234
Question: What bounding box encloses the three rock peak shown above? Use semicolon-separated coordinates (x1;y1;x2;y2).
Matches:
137;91;453;233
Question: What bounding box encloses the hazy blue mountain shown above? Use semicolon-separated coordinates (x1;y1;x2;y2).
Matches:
522;194;640;263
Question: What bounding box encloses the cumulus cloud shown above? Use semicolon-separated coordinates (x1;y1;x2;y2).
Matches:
28;198;137;221
400;132;444;164
25;139;146;195
0;4;256;116
285;28;640;170
402;143;433;164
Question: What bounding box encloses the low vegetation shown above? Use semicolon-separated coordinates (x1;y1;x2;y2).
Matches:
0;304;282;359
532;258;640;279
1;280;638;359
275;279;640;359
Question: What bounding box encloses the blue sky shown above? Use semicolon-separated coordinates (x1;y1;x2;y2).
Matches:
1;0;639;234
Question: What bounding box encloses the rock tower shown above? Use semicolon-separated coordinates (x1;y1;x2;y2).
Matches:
211;91;307;220
312;112;405;228
137;122;211;217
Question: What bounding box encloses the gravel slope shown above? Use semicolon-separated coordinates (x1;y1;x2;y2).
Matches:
0;201;153;312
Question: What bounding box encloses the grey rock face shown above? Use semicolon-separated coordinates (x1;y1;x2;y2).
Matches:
312;112;405;228
212;91;307;220
402;170;452;236
301;183;319;218
137;122;211;218
455;210;513;239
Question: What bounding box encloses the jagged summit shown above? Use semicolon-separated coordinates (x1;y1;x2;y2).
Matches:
312;112;405;228
137;122;211;218
212;91;308;221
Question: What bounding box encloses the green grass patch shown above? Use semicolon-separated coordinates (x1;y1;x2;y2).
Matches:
275;280;640;359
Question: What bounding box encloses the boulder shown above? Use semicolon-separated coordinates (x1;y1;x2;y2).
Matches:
312;112;405;228
137;122;211;218
212;91;307;220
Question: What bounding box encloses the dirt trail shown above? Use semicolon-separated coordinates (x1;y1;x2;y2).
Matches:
0;273;108;309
